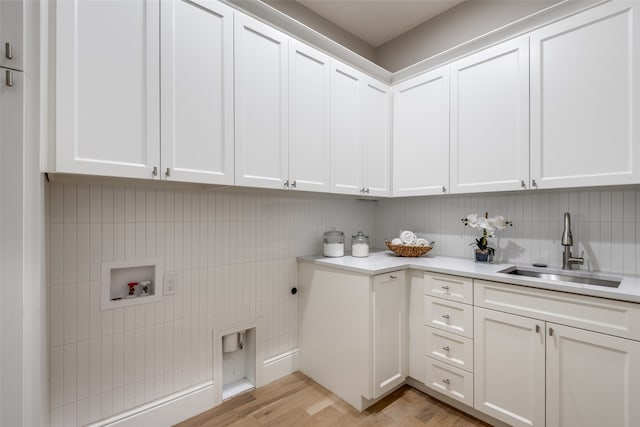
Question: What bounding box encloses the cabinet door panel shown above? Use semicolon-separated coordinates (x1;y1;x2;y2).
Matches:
362;78;391;196
56;0;160;178
289;41;331;192
234;13;288;189
161;0;234;184
331;62;362;194
531;2;640;189
373;271;406;398
450;36;529;194
546;323;640;427
393;66;449;196
474;307;545;427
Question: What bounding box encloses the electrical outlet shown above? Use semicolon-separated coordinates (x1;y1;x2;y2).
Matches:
163;273;179;296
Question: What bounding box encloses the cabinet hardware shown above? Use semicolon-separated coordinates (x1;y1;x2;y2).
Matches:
389;275;398;279
441;285;450;291
364;187;370;194
442;379;450;385
442;186;446;193
5;42;13;60
291;180;297;188
442;346;450;353
360;188;364;193
549;327;554;336
284;180;289;188
5;70;13;87
532;179;538;188
442;314;450;320
152;166;158;177
165;168;171;177
535;324;540;333
521;180;526;188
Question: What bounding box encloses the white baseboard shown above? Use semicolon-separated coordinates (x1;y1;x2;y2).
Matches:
89;349;300;427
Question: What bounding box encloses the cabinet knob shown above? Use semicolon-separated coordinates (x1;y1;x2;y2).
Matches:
5;42;13;60
5;70;13;87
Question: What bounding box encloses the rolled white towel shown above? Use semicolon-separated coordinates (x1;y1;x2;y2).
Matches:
391;238;403;246
416;238;429;247
400;230;417;245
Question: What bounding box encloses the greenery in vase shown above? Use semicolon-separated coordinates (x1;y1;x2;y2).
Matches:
461;212;512;256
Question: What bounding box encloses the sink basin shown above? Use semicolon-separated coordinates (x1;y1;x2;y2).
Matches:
498;266;622;288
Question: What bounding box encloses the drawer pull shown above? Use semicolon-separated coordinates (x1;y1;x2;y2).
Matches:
549;327;554;336
390;275;398;279
442;314;450;320
442;346;450;353
442;378;450;385
441;285;450;291
535;324;540;333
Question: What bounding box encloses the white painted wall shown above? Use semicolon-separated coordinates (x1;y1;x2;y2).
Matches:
46;182;376;426
376;188;640;275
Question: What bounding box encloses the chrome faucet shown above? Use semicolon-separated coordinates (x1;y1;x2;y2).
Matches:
561;212;584;270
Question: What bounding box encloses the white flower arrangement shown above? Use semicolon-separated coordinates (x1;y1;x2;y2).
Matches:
461;212;512;256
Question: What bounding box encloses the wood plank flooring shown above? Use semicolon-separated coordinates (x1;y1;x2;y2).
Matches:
176;373;490;426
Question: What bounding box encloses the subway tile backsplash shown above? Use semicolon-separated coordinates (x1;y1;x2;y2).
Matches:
47;182;375;426
48;182;640;426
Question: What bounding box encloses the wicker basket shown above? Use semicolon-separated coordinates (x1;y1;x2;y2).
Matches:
385;240;434;257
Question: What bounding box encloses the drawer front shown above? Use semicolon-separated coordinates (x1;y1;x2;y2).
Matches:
425;272;473;304
475;280;640;341
374;270;405;286
425;357;474;407
425;326;473;372
424;296;473;338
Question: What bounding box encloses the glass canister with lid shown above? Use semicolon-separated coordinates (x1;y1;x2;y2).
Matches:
351;231;370;257
323;229;344;257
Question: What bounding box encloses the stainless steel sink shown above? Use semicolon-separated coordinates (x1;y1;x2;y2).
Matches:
498;266;622;288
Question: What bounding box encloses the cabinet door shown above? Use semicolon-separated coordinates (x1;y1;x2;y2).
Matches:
330;61;363;195
289;41;331;192
1;0;23;70
474;307;545;427
56;0;160;179
546;323;640;427
161;0;234;184
234;13;289;189
450;36;529;194
361;78;391;197
530;2;640;189
372;271;406;399
393;66;449;196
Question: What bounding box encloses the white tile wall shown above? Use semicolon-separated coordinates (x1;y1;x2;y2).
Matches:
376;188;640;275
47;182;376;426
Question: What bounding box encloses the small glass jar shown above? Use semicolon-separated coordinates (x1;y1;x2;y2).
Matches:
323;229;344;257
351;231;370;257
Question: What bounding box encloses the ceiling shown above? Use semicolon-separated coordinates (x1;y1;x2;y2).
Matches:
293;0;466;47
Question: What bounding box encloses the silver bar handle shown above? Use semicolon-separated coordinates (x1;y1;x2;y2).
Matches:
549;327;554;336
291;180;297;188
521;180;526;188
5;70;13;87
535;324;540;333
441;285;450;291
442;314;450;320
532;179;538;188
389;275;398;279
152;166;158;177
442;379;450;385
165;168;171;177
283;180;289;188
442;186;446;193
442;346;450;352
364;187;370;194
5;42;13;60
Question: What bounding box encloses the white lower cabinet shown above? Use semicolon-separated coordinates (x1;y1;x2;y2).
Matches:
298;264;407;410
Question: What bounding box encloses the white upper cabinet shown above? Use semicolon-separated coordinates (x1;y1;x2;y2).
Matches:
530;1;640;189
450;36;529;194
55;0;160;179
161;0;234;185
392;65;450;196
330;61;363;195
361;78;391;197
1;0;23;70
289;40;331;192
234;13;289;189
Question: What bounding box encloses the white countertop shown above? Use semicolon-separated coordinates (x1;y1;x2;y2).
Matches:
297;251;640;304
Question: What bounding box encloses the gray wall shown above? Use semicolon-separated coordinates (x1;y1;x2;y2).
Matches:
376;0;561;72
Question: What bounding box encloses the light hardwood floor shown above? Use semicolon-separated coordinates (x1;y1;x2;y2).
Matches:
176;373;490;426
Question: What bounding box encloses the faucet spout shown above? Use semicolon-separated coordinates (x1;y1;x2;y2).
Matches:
561;212;583;270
